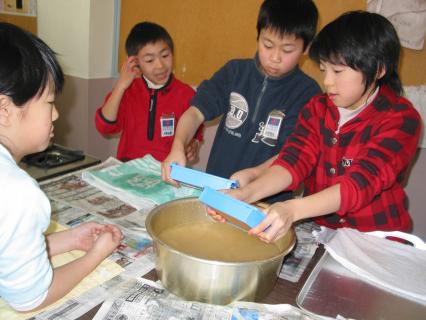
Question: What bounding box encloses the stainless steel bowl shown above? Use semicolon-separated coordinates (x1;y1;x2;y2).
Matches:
145;197;296;305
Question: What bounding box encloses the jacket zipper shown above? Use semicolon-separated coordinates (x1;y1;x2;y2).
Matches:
251;76;268;123
147;89;157;140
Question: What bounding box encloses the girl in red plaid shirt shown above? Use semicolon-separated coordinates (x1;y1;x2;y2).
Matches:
211;11;422;243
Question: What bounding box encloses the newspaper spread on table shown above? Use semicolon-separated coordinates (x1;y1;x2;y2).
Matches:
81;155;201;210
279;221;321;282
93;278;349;320
10;155;321;320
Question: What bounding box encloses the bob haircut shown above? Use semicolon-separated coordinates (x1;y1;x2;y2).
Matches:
256;0;318;50
309;11;403;96
125;22;174;56
0;22;64;107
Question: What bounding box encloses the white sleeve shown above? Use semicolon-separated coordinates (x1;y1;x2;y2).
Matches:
0;173;53;310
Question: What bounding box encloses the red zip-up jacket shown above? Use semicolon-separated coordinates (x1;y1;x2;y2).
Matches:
96;75;203;162
274;85;421;231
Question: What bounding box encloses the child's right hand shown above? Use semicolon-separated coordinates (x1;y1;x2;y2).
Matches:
185;139;200;163
117;56;141;91
205;188;247;222
161;147;187;187
206;206;227;223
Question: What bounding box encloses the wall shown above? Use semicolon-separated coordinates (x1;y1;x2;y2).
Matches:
0;13;36;33
36;0;119;157
118;0;426;87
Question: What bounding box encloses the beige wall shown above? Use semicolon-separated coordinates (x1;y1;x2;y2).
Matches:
37;0;117;79
53;76;119;160
119;0;426;87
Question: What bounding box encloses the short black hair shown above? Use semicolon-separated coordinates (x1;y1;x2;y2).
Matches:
256;0;318;50
0;22;64;107
309;11;403;96
125;22;174;56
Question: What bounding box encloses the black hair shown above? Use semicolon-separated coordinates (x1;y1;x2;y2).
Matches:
125;22;174;56
0;22;64;107
256;0;318;50
309;11;403;96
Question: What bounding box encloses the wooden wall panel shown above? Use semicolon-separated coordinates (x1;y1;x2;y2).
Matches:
0;14;37;34
120;0;426;86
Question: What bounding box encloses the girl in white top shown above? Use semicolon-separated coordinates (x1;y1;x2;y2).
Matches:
0;22;123;312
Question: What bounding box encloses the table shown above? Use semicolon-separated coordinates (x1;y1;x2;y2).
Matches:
77;246;325;319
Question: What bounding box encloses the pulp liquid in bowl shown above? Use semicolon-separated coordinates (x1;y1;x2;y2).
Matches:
158;221;285;262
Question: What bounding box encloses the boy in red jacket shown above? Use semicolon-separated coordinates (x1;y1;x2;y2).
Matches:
96;22;202;162
212;11;422;243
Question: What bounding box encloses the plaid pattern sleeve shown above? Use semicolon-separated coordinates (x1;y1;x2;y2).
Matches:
273;86;422;231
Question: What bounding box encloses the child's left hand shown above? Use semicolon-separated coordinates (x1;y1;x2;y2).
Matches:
185;139;200;163
249;200;298;243
72;222;123;252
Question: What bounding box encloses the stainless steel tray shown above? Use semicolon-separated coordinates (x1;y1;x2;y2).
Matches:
297;252;426;320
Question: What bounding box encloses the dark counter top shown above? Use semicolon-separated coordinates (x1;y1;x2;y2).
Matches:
19;154;101;182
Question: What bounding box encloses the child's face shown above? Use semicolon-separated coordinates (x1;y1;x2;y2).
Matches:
10;86;58;158
136;40;173;85
257;28;306;78
320;61;376;110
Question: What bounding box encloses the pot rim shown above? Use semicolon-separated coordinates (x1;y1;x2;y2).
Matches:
145;197;297;266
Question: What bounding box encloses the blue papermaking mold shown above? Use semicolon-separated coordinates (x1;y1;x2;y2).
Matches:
170;163;239;190
198;187;265;230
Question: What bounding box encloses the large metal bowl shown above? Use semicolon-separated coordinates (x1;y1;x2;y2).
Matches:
145;197;296;305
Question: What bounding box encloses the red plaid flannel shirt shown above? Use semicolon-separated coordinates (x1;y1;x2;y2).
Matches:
273;86;421;231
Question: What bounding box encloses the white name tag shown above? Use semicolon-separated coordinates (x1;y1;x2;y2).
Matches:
160;114;175;137
263;111;284;140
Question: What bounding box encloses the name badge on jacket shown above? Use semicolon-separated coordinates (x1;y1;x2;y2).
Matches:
160;113;175;137
263;110;285;140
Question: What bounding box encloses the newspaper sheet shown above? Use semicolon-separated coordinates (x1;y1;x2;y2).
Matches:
93;278;319;320
81;155;201;210
279;221;321;283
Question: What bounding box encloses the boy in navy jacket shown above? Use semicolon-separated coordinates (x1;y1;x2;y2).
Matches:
162;0;321;203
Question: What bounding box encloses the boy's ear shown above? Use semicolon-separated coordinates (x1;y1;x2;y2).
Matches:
303;43;311;55
0;95;13;126
377;66;386;80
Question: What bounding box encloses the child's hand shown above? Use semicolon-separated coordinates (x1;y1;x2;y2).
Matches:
161;148;187;187
249;200;297;243
72;222;123;252
185;139;200;163
206;206;227;223
89;226;123;260
230;168;257;188
205;188;247;222
117;56;140;91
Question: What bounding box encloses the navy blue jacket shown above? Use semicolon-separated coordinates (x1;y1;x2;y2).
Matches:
192;55;321;202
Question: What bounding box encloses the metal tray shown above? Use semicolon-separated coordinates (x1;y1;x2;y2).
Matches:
297;252;426;320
